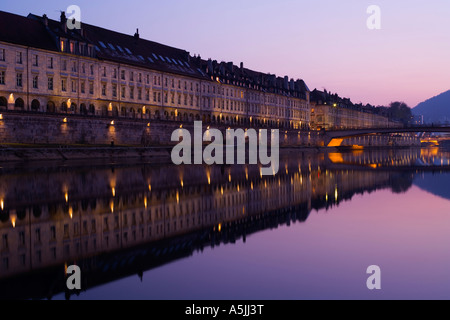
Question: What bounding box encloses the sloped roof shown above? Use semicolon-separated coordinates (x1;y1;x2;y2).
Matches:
0;11;57;51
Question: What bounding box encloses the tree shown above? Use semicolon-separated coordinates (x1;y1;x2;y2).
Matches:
387;101;412;125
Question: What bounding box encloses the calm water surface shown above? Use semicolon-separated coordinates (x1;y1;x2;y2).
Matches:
0;147;449;300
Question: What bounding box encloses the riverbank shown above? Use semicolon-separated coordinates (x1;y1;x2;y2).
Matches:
0;144;335;163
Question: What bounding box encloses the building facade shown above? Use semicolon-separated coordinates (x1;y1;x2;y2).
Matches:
0;11;310;132
310;89;398;130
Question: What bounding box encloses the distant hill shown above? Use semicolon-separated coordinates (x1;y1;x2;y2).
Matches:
413;90;450;124
414;173;450;202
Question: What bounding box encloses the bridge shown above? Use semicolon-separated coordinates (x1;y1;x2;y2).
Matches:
324;126;450;147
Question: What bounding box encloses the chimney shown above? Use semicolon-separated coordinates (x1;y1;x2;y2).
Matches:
284;76;289;90
240;62;244;71
60;11;67;33
60;11;67;24
134;28;140;39
43;14;48;27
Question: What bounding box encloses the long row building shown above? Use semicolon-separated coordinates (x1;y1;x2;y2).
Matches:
0;10;395;136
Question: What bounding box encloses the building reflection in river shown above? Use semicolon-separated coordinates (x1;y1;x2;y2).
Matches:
0;147;448;299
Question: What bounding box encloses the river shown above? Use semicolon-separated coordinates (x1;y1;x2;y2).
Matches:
0;147;449;300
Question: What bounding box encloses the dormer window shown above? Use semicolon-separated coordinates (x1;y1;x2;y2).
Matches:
60;39;65;52
70;42;74;54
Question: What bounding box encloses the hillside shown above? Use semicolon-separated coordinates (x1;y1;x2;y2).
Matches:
413;90;450;124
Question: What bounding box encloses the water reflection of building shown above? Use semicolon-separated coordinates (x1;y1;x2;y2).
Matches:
0;148;435;298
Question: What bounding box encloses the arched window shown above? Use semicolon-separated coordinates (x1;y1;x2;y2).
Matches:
15;98;25;110
121;107;127;117
101;105;108;116
61;102;67;112
89;104;96;115
80;103;87;115
70;103;77;113
112;106;119;117
47;101;55;113
0;96;7;110
31;99;40;111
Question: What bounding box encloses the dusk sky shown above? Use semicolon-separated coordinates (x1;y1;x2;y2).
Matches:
2;0;449;107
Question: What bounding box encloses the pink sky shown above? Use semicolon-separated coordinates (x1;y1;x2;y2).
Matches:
3;0;450;107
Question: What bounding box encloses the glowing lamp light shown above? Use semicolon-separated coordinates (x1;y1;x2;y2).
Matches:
63;118;67;123
110;120;115;126
65;192;69;202
11;214;16;228
0;199;3;210
0;114;3;120
147;123;150;127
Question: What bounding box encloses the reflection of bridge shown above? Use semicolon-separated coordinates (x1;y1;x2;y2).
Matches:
325;126;450;146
